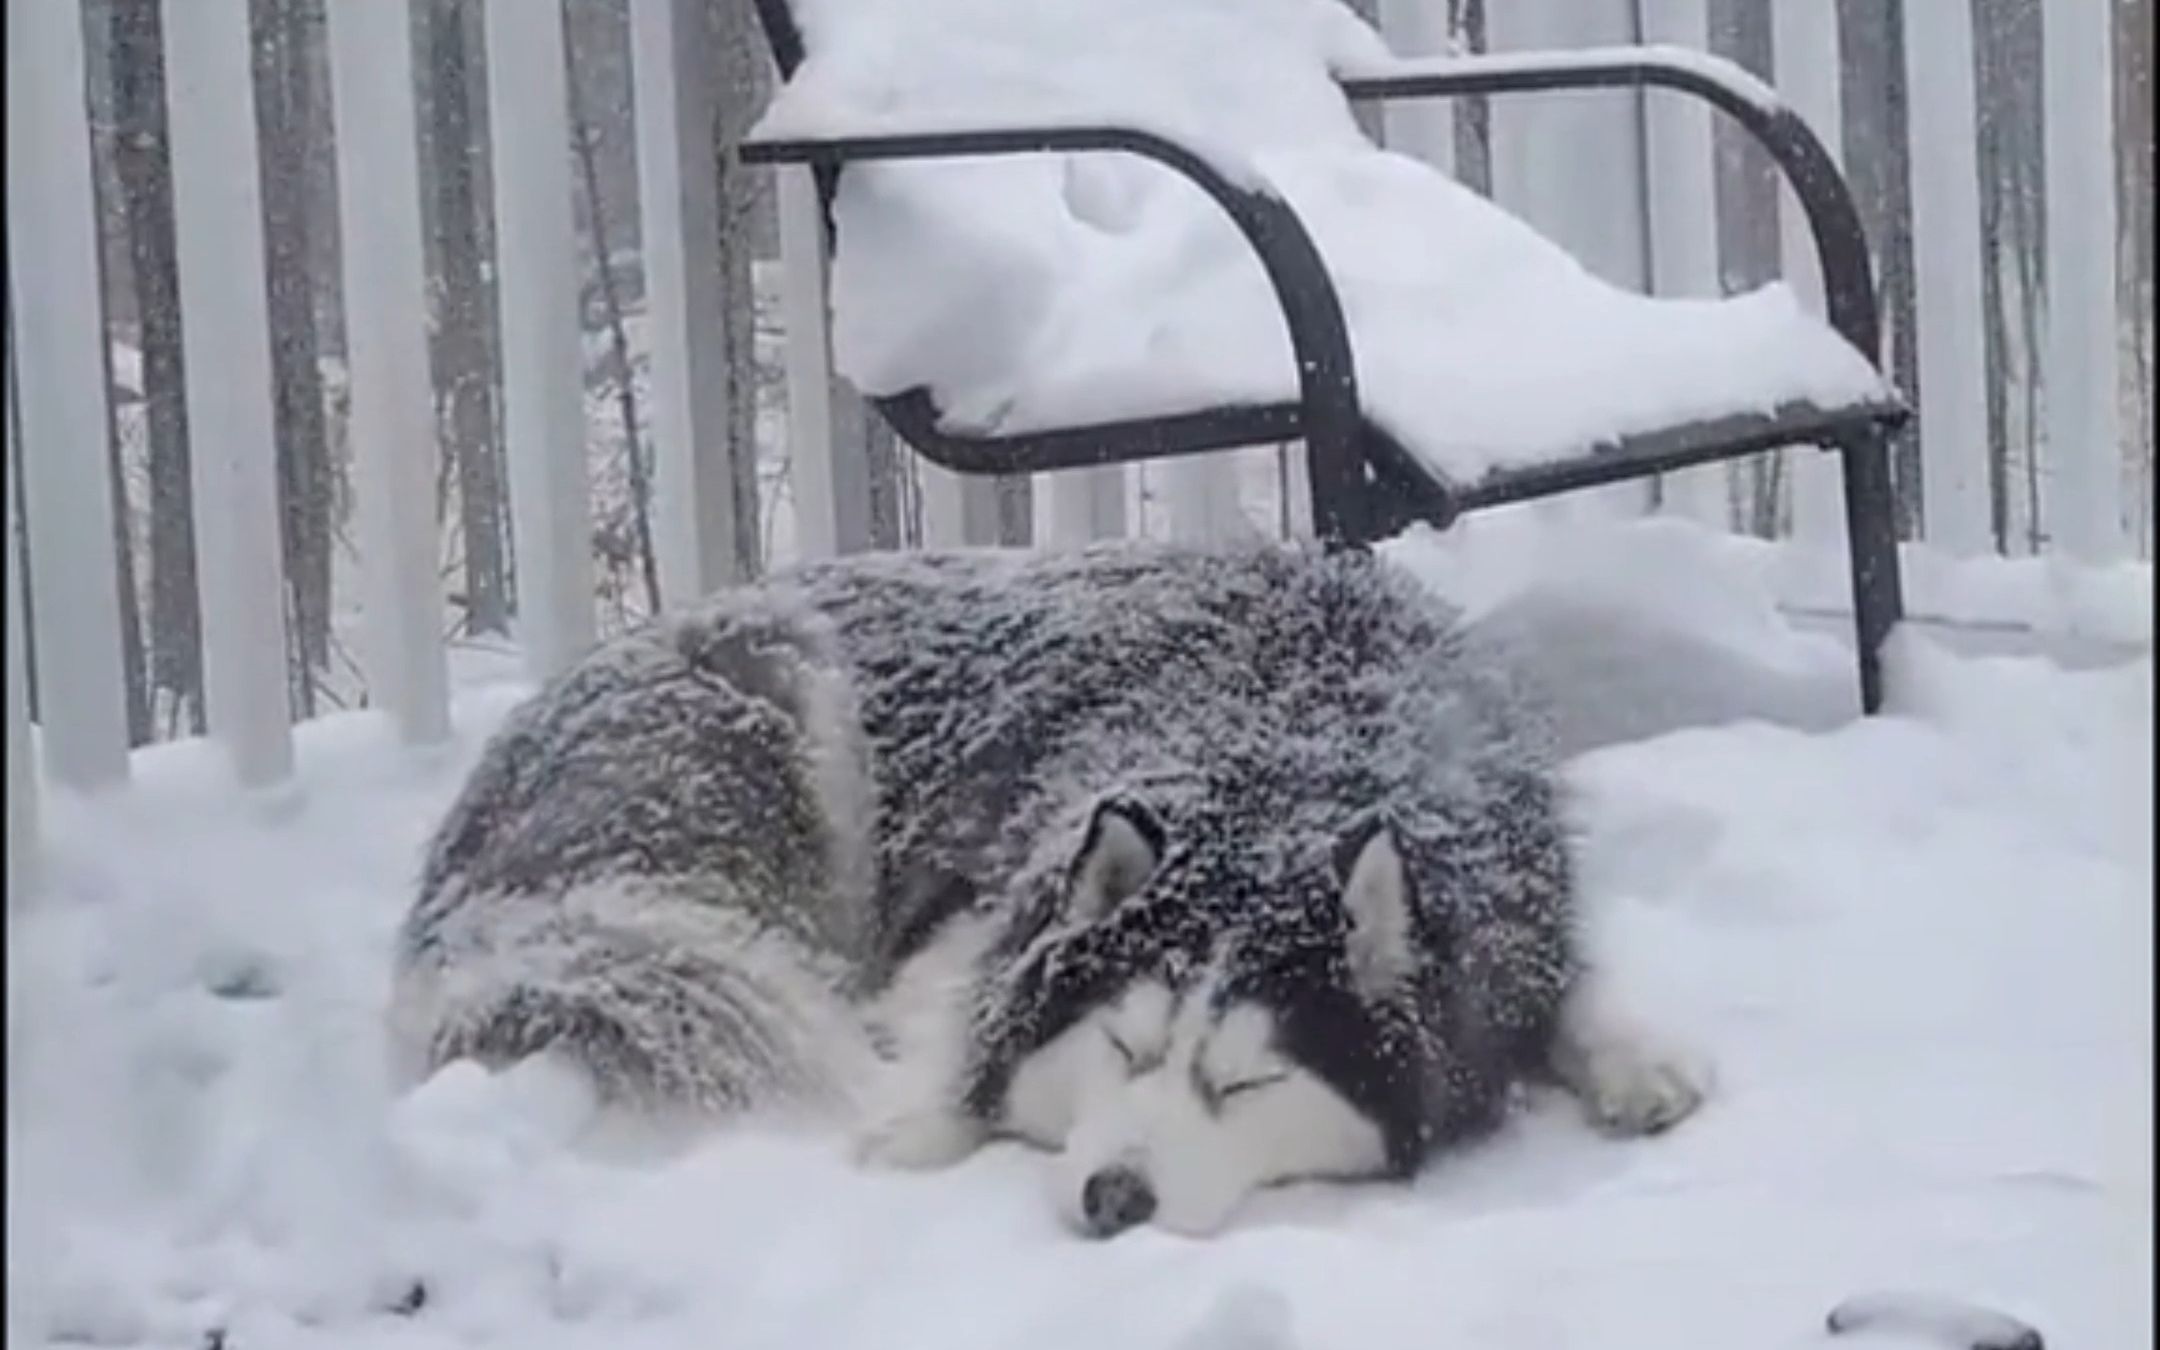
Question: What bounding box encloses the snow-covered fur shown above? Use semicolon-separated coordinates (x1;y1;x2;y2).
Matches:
391;584;882;1112
391;540;1704;1230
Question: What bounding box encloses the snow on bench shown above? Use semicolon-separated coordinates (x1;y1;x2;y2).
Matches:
757;0;1891;488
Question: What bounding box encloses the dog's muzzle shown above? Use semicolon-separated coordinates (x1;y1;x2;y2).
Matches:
1080;1164;1156;1238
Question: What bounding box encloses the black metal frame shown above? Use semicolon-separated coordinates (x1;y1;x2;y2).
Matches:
742;4;1907;714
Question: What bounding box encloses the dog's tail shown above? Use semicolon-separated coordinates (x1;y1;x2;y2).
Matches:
387;877;874;1116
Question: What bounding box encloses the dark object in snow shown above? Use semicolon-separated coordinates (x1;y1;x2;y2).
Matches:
202;1329;227;1350
202;954;281;1001
739;0;1908;716
1827;1290;2045;1350
391;1280;429;1316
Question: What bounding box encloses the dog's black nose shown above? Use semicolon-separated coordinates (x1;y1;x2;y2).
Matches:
1080;1165;1156;1237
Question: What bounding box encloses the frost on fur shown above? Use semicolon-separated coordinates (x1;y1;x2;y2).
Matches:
1547;976;1710;1138
391;540;1602;1195
391;591;881;1116
391;881;869;1114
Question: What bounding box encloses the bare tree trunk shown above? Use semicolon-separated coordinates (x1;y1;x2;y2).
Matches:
993;476;1033;546
79;20;156;748
712;0;769;573
2005;3;2046;554
1978;181;2012;554
1974;0;2015;552
1449;0;1492;195
5;327;34;722
862;416;903;550
253;0;334;717
1342;0;1385;142
97;337;152;749
567;41;662;616
2119;0;2155;556
1709;0;1784;536
421;0;508;637
897;450;926;548
1960;1;2058;557
109;0;203;736
1839;0;1926;540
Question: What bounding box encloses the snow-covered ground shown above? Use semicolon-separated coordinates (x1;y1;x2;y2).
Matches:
6;517;2151;1350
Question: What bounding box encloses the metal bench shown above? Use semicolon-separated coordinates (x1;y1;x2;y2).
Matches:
740;2;1909;713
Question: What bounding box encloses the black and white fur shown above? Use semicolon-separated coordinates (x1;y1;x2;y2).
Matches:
391;541;1705;1235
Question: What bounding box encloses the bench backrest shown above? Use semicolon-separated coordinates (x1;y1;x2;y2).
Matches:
749;0;807;79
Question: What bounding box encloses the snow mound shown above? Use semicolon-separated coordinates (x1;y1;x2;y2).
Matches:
758;0;1891;483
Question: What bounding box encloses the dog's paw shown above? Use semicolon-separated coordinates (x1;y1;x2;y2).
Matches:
853;1105;984;1171
1573;1039;1709;1138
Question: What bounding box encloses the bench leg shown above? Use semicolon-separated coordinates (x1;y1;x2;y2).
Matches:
1835;428;1906;715
1305;428;1373;547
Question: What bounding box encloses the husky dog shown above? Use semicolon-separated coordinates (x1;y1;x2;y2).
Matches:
392;541;1704;1236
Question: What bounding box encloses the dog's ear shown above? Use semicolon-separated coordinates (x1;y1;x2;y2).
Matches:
1332;816;1416;997
1067;798;1164;921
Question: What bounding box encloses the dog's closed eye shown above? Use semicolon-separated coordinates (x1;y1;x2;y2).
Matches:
1205;1071;1289;1109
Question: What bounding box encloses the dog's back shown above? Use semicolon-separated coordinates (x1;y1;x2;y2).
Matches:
390;587;880;1112
785;542;1554;985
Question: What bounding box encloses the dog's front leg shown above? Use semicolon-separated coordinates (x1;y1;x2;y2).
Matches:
854;1097;986;1170
852;915;996;1171
1547;973;1711;1138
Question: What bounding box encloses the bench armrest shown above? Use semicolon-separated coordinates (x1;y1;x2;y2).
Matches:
740;122;1373;536
1335;45;1885;370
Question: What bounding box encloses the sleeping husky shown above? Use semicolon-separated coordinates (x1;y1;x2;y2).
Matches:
391;541;1704;1236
